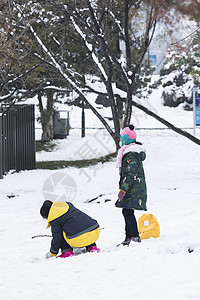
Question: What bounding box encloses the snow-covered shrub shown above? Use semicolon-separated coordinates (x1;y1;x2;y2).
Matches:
161;69;193;107
159;34;200;108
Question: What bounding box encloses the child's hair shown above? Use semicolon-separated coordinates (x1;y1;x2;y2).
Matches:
135;141;142;145
40;200;53;219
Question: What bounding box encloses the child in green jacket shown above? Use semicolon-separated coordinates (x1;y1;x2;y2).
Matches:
116;125;147;246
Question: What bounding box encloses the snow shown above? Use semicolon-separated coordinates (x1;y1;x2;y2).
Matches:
1;86;200;300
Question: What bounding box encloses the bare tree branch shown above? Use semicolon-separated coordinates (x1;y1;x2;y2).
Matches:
132;99;200;145
170;27;200;46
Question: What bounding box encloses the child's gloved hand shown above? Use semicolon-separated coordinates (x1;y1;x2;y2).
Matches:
118;189;126;201
45;252;52;259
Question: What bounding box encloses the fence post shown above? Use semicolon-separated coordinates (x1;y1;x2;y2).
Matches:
16;104;36;172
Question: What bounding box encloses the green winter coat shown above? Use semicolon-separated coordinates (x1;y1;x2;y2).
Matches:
115;144;147;211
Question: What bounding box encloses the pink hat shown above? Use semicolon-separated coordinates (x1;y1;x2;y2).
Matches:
120;125;137;141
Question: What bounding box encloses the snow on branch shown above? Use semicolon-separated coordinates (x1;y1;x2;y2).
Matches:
0;92;14;101
70;17;108;81
28;23;114;138
108;10;124;36
28;24;83;96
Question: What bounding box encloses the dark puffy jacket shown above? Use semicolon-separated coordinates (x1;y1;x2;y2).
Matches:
115;144;147;210
47;202;99;255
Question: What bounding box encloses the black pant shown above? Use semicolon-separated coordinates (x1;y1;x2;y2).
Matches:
122;208;139;238
61;238;73;252
61;237;96;253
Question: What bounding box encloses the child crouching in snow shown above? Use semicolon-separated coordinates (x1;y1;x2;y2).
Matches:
115;125;147;246
40;200;100;258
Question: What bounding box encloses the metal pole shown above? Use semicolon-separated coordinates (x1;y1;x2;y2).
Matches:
81;99;85;138
193;87;196;137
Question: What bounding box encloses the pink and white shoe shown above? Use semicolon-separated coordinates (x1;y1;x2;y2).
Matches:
87;246;100;253
57;251;74;258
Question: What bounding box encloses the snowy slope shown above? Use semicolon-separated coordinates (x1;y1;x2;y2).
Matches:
0;87;200;300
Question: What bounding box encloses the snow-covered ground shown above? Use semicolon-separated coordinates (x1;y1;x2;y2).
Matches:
1;87;200;300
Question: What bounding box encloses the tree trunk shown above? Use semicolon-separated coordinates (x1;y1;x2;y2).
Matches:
37;91;54;142
123;0;133;128
41;115;53;142
116;94;124;129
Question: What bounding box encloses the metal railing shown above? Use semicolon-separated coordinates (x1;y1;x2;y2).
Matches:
0;104;35;179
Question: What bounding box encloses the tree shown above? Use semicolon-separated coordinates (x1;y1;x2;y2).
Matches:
1;0;200;148
154;0;200;109
24;0;158;149
0;0;30;100
159;32;200;108
30;0;200;147
0;0;98;141
0;1;73;141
